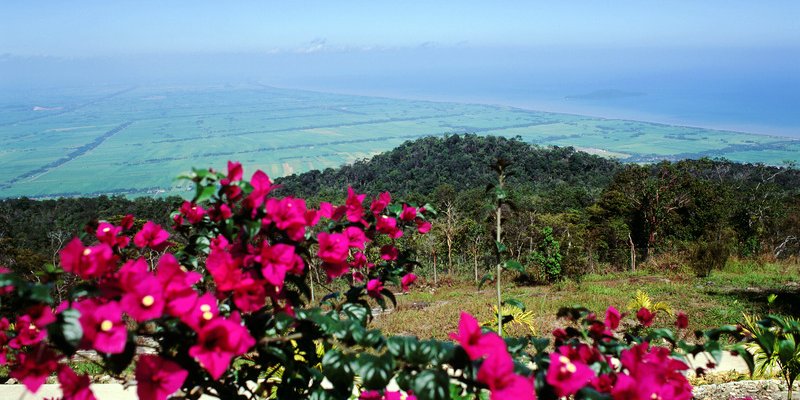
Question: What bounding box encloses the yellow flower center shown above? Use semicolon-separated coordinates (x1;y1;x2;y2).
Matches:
558;356;577;374
102;227;111;233
82;248;92;256
651;394;661;400
191;206;197;211
100;320;113;332
141;295;155;307
202;311;214;321
200;304;211;312
29;323;37;331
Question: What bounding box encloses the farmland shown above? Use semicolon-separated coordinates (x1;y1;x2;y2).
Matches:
1;83;797;199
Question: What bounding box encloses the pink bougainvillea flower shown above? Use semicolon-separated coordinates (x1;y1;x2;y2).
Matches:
96;222;129;248
359;390;383;400
370;192;391;215
545;352;596;398
317;232;350;264
9;315;47;348
75;300;127;354
121;275;165;322
181;293;219;332
376;215;403;239
449;312;506;360
259;244;291;288
58;365;96;400
60;238;116;279
401;273;417;292
604;306;621;330
399;204;417;221
415;220;432;234
208;203;233;222
133;221;170;251
380;244;399;261
188;317;255;380
344;226;368;250
120;214;135;230
233;278;267;313
179;201;207;224
636;307;655;327
321;261;350;281
345;187;367;224
244;170;273;210
366;279;384;298
265;197;311;241
155;254;201;317
318;202;347;221
206;247;243;292
10;345;60;394
477;350;536;400
0;266;13;295
350;251;370;269
617;342;692;400
675;312;689;329
136;355;188;400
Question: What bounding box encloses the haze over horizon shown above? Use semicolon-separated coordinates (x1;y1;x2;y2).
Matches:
2;1;799;136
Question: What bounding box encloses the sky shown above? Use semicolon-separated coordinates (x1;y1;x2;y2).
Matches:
1;1;799;136
2;1;799;57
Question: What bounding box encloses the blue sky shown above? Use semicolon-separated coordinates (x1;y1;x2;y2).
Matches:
2;1;799;57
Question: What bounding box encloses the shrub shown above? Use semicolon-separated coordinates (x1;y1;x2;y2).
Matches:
689;240;730;277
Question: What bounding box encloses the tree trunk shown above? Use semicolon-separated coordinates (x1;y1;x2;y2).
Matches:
629;233;636;272
496;206;503;336
432;249;438;286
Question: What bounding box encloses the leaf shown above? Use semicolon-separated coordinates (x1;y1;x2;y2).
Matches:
194;184;217;204
103;332;136;374
705;341;723;364
412;370;450;400
703;325;739;341
777;338;796;366
478;273;493;289
503;260;524;273
47;308;82;355
503;298;526;312
647;328;676;344
356;353;395;390
730;345;755;375
495;241;507;254
341;303;370;324
322;350;354;391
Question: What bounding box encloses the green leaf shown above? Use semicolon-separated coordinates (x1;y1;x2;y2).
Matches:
412;370;450;400
777;338;796;366
647;328;676;344
730;345;755;375
322;350;354;391
356;353;395;390
27;284;53;303
495;241;507;254
703;325;739;341
503;260;524;273
502;298;525;311
341;303;370;324
47;308;82;355
705;341;723;364
194;184;217;204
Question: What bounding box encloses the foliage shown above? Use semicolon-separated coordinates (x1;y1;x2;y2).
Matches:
688;241;731;278
741;314;800;400
527;227;563;282
0;161;751;400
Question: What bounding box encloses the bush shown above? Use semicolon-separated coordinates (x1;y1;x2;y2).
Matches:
689;241;731;277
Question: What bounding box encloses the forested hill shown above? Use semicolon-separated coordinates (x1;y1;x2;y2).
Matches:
274;134;622;200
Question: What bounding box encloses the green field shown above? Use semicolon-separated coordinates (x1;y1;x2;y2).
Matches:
1;83;798;198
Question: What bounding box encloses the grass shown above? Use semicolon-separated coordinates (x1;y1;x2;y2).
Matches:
371;259;800;340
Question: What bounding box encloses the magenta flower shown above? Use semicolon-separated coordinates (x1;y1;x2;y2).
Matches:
206;247;243;292
189;317;255;380
449;312;506;360
370;192;391;215
120;275;165;322
9;315;47;348
675;312;689;329
380;244;399;261
317;232;349;264
376;215;403;239
344;226;368;250
58;365;96;400
345;187;367;224
366;279;384;298
617;342;692;400
399;204;417;221
136;355;188;400
120;214;135;230
604;306;621;330
265;197;310;241
96;222;129;248
260;243;303;288
134;221;170;251
75;300;127;354
545;352;595;398
401;273;417;292
10;345;60;394
415;220;432;234
350;251;370;269
233;278;267;313
321;261;349;281
155;254;201;317
180;293;219;332
244;170;273;210
477;351;536;400
636;307;655;327
59;238;116;279
319;201;347;220
180;201;207;224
